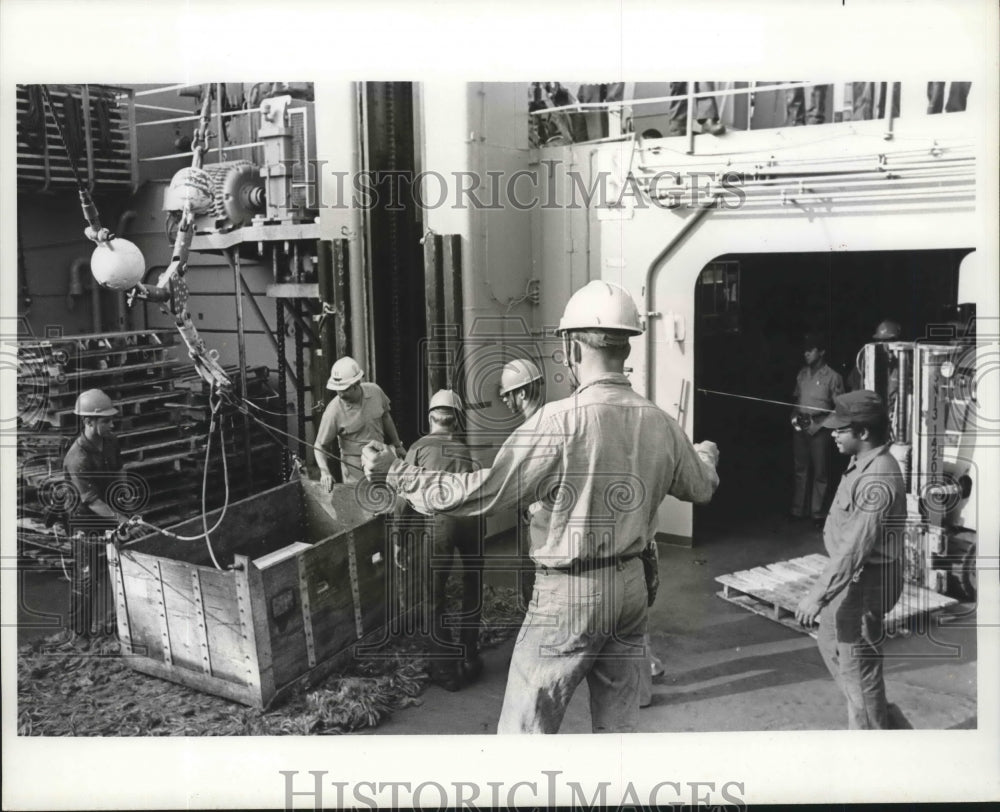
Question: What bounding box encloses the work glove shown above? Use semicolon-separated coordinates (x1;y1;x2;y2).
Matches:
791;414;810;432
640;540;660;607
362;441;396;481
693;440;720;468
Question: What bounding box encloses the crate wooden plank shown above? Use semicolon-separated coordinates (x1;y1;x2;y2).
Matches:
233;556;270;705
126;655;259;707
198;568;251;686
717;590;819;639
261;555;310;689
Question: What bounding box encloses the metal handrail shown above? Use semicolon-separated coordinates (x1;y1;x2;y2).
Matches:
528;81;824;115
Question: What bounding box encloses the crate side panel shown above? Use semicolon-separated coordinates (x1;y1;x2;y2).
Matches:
352;522;390;633
198;567;253;686
157;558;204;672
260;555;310;688
297;536;361;662
117;551;177;661
130;480;305;565
300;479;377;540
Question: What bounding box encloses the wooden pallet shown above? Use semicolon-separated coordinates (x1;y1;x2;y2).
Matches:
716;553;959;637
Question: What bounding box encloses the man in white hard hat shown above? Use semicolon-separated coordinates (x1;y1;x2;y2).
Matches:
499;358;544;421
61;388;127;643
499;357;546;607
363;280;720;733
500;354;665;703
393;389;483;691
314;356;405;487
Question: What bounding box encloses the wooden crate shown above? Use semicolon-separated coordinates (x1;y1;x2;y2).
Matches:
108;478;389;708
716;553;959;637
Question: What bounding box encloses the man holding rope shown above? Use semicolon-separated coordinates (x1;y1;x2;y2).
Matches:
363;281;720;733
315;356;405;487
60;389;129;644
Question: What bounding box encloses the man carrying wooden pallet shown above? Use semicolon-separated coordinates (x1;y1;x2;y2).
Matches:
795;390;911;729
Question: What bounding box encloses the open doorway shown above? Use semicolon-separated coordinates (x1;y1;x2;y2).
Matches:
693;248;971;535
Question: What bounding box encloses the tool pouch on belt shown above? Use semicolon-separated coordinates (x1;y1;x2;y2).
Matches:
640;540;659;607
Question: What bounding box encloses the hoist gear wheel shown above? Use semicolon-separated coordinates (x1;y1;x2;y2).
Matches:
201;160;266;231
164;166;215;214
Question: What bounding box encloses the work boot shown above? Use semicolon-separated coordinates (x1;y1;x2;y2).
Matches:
696;118;726;135
460;653;484;684
54;629;87;652
430;661;462;692
649;653;665;677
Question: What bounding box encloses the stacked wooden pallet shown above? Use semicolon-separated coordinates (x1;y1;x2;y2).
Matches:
716;553;959;638
16;330;287;563
16;84;134;193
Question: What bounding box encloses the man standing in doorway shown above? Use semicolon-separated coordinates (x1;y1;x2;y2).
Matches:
363;280;720;733
795;390;910;730
792;333;844;527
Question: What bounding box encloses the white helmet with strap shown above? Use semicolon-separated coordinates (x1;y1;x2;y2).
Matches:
428;389;463;413
499;358;543;396
556;280;644;336
74;388;118;417
326;356;364;390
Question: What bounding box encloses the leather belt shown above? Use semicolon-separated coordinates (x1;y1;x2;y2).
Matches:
537;550;642;575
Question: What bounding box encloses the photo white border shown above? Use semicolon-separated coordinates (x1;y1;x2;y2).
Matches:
2;0;998;808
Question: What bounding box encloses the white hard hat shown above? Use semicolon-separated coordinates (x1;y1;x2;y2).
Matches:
556;280;644;336
499;358;543;396
326;356;364;390
90;238;146;291
428;389;463;413
74;388;118;417
164;166;215;214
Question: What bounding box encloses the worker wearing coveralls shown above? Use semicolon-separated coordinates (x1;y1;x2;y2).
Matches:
363;281;720;733
62;388;127;640
498;357;545;608
791;333;844;523
394;389;483;691
795;390;910;729
314;356;405;486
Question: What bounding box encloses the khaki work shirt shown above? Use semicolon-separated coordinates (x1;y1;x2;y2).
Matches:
386;373;719;568
315;382;391;483
63;433;123;513
812;444;906;605
794;362;844;435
